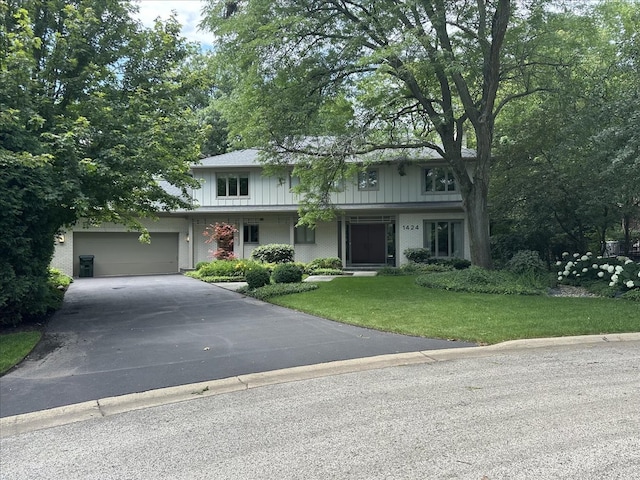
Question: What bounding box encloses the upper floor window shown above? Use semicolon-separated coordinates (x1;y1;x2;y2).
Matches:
423;167;457;192
358;169;379;191
294;225;315;244
217;173;249;197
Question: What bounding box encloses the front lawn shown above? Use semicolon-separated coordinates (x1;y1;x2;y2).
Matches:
268;276;640;344
0;331;42;375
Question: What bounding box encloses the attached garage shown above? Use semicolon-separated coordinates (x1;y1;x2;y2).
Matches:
73;232;179;277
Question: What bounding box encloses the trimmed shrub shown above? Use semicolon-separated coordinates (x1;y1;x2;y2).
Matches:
272;263;304;284
378;263;454;276
198;260;244;278
245;265;271;289
250;244;294;264
507;250;547;275
415;267;547;295
404;248;431;264
241;283;319;300
427;257;471;270
195;261;209;271
307;257;343;271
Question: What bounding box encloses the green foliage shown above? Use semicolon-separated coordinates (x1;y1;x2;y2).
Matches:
404;248;431;264
306;257;343;271
202;0;556;267
506;250;548;275
0;0;207;323
245;265;271;289
272;263;304;284
195;261;209;271
197;260;244;278
621;289;640;302
378;263;454;276
242;283;319;301
250;244;295;264
492;1;640;258
431;257;472;270
556;252;640;292
415;267;548;295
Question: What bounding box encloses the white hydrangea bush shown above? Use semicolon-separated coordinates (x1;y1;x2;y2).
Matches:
556;252;640;290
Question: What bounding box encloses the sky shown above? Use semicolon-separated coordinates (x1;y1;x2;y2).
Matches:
134;0;213;48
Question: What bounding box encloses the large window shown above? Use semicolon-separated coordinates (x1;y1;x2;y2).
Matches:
217;173;249;197
294;225;315;244
424;220;463;257
243;224;259;243
357;169;379;190
423;167;457;192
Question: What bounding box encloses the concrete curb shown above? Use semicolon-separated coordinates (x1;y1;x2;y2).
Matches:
2;332;638;438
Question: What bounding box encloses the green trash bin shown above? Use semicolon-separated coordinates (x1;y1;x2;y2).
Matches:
79;255;95;278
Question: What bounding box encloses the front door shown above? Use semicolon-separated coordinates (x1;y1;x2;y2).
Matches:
350;224;387;264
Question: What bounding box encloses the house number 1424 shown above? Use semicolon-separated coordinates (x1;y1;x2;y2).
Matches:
402;225;419;231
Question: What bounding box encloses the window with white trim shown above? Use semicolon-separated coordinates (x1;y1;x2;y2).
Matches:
357;169;379;190
217;173;249;197
423;167;457;192
424;220;463;257
294;225;315;244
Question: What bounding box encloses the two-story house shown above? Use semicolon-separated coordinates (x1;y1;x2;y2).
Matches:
51;147;475;277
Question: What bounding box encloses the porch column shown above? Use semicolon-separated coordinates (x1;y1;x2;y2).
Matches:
340;214;347;268
236;218;244;259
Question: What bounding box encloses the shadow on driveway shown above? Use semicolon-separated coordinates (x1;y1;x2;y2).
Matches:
0;275;474;417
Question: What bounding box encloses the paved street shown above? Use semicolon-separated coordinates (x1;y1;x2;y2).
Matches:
2;338;639;479
0;275;472;417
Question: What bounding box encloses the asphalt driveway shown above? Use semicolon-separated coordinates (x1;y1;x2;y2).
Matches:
0;275;473;417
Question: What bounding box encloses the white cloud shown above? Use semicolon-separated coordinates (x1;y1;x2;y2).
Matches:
133;0;214;48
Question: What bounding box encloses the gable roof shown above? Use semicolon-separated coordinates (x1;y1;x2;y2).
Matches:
194;146;476;169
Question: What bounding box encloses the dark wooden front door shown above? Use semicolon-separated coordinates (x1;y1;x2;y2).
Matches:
350;224;387;263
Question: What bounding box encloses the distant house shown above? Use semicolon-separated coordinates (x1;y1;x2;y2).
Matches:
51;147;476;277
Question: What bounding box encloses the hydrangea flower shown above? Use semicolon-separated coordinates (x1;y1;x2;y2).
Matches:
615;265;624;273
626;281;635;288
598;272;604;278
592;264;598;269
582;268;588;273
607;266;615;273
556;261;562;266
581;255;589;261
625;259;633;265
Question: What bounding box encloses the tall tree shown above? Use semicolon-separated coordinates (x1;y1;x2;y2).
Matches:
1;0;204;322
202;0;564;268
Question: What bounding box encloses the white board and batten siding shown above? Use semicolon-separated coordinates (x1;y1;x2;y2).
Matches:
192;163;465;208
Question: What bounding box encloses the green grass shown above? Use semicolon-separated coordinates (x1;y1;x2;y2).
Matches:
269;276;640;344
0;331;42;375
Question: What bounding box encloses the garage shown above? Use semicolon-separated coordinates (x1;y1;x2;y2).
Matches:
73;232;179;277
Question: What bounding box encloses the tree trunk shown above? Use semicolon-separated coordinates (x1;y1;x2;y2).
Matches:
459;118;494;269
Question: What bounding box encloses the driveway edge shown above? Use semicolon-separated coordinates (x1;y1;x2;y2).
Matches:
2;332;638;438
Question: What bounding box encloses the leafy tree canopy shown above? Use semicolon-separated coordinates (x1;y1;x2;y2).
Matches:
0;0;209;322
202;0;571;268
491;0;640;260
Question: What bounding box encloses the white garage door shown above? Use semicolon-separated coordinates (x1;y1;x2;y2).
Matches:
73;232;179;276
